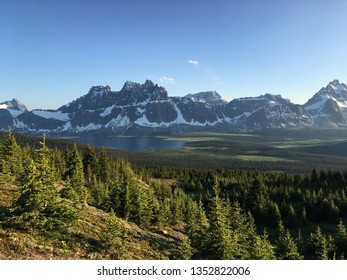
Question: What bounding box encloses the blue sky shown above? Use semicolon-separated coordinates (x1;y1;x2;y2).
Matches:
1;0;347;109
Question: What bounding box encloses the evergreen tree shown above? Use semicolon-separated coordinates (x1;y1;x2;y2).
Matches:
264;200;281;227
100;211;128;259
0;132;23;179
63;144;88;205
276;222;303;260
108;158;137;220
226;201;251;259
306;226;328;260
83;145;99;183
186;198;209;258
98;148;112;183
250;229;276;260
286;204;297;227
206;182;238;259
296;229;305;257
88;176;111;209
137;189;155;227
8;137;77;233
335;220;347;259
301;207;307;226
156;198;172;227
171;187;186;225
0;158;13;183
174;238;193;260
246;177;269;221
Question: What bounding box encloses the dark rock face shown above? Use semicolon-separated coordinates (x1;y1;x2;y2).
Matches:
0;109;14;129
2;80;347;135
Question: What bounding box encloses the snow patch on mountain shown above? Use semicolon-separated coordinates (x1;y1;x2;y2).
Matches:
13;119;29;129
61;122;72;131
106;115;130;128
136;107;146;114
172;103;186;123
336;99;347;109
306;95;347;111
134;114;158;127
7;109;24;118
305;95;330;111
100;105;115;117
76;123;102;132
32;110;70;121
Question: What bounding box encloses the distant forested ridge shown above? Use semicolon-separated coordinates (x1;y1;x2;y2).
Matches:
1;132;347;260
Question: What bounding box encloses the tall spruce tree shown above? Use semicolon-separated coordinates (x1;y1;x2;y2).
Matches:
206;182;238;259
63;144;88;205
186;198;209;258
83;145;99;183
174;238;193;260
100;211;128;259
335;220;347;259
98;148;112;183
0;158;13;183
307;226;328;260
9;137;77;233
276;222;303;260
246;177;269;221
250;229;276;260
0;132;23;180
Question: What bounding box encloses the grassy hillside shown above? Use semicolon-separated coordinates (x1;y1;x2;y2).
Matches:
0;182;181;260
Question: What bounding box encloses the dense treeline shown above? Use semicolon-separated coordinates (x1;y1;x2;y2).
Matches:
1;132;347;259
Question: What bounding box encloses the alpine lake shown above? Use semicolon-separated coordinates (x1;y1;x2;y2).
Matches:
73;135;186;152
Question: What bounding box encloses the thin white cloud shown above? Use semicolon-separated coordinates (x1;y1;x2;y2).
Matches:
159;76;176;85
205;69;224;85
188;60;199;65
212;75;224;85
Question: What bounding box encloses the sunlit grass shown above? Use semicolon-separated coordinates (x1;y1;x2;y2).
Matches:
234;155;298;162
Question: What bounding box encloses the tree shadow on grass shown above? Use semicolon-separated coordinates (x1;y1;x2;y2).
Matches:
0;206;10;222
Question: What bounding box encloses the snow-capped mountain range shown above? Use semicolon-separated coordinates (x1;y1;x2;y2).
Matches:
1;79;347;135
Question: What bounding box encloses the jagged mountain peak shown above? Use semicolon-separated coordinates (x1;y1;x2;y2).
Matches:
88;85;112;96
144;79;155;88
316;79;347;96
0;98;28;111
305;80;347;111
185;91;228;105
122;80;157;92
0;98;28;119
119;80;168;104
327;80;347;95
122;80;140;91
234;93;287;104
330;79;340;86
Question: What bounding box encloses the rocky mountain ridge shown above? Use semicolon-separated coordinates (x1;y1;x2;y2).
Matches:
1;80;347;135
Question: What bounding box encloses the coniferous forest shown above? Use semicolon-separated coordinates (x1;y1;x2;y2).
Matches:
1;132;347;260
